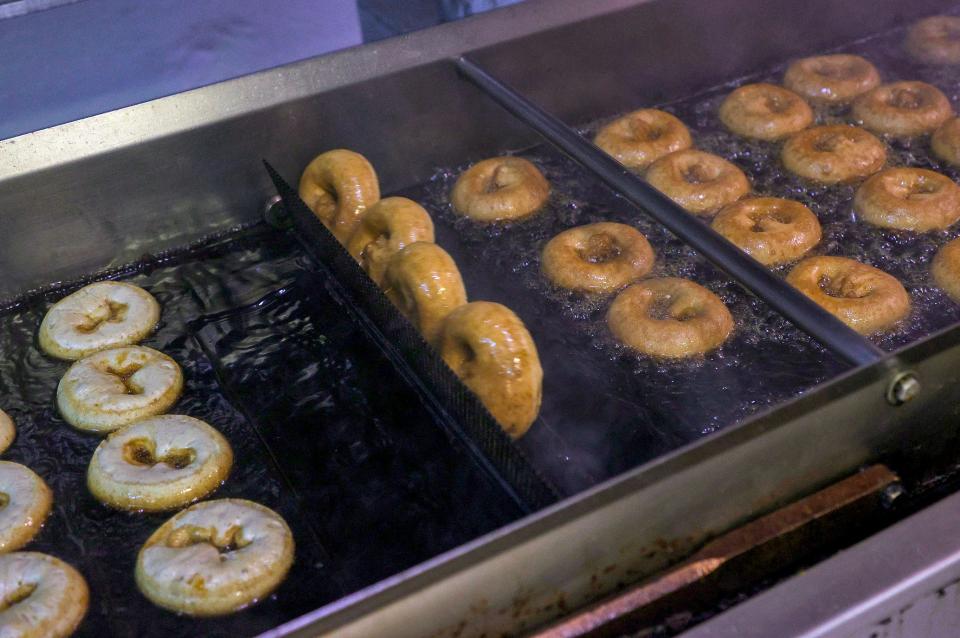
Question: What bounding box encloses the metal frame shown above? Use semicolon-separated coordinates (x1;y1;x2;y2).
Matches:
4;1;960;637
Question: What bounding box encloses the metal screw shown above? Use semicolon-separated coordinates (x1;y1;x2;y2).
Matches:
262;195;291;229
881;482;904;507
886;371;920;406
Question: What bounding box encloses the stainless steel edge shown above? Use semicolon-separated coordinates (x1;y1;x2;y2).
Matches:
682;486;960;638
261;322;960;638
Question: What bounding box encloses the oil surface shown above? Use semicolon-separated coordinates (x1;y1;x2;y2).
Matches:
0;226;521;636
396;18;960;493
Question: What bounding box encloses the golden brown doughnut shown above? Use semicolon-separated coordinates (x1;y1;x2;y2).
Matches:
781;125;887;184
439;302;542;438
607;278;734;358
346;197;435;286
645;149;750;215
906;16;960;65
541;222;655;294
783;54;881;104
0;462;52;553
451;157;550;222
711;198;822;266
718;83;813;141
0;409;14;454
932;117;960;166
786;256;910;334
854;168;960;232
135;499;294;616
299;149;381;242
852;81;953;137
0;552;89;638
383;242;467;345
593;109;693;171
932;237;960;301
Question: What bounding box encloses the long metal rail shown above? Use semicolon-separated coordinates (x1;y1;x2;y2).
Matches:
455;56;885;369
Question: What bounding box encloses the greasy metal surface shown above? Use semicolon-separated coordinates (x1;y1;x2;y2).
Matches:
532;466;898;638
266;320;960;638
684;484;960;638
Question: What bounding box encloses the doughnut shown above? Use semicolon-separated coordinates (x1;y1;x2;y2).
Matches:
593;109;693;170
135;498;294;616
607;278;734;358
439;302;542;438
852;82;953;137
786;256;910;335
57;346;183;434
710;198;822;266
383;242;467;345
39;281;160;361
932;117;960;166
0;462;52;553
299;149;381;242
0;552;89;638
645;149;750;215
783;54;881;104
932;237;960;302
345;197;435;286
0;409;14;455
87;415;233;512
541;222;655;294
906;16;960;65
854;168;960;232
781;125;887;184
718;83;813;141
451;157;549;222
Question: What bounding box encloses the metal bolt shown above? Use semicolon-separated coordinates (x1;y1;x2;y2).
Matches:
886;371;920;406
262;195;291;229
881;482;904;507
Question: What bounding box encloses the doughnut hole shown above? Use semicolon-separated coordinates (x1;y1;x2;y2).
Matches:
122;437;196;470
166;524;251;555
75;300;129;334
105;363;146;395
0;492;7;509
0;582;37;611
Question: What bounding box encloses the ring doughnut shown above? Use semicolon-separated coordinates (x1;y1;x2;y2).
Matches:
0;409;14;454
607;278;734;358
786;256;910;334
593;109;693;170
852;81;953;137
854;168;960;232
57;346;183;434
932;237;960;302
87;415;233;512
451;157;550;222
439;302;542;438
541;222;655;294
0;552;89;638
39;281;160;361
0;462;52;553
932;117;960;166
783;54;881;104
906;16;960;65
298;149;381;242
135;498;294;616
710;198;822;266
383;242;467;345
718;83;813;141
781;125;887;184
645;149;750;215
345;197;435;286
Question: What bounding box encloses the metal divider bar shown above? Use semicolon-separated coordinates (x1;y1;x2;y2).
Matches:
455;56;884;369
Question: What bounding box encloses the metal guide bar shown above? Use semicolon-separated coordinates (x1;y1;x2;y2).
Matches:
454;56;885;369
264;162;560;512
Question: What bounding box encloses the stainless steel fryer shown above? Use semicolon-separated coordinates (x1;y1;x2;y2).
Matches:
5;1;960;636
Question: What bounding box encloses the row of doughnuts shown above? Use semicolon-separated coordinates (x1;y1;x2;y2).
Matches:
587;20;960;337
299;150;544;438
0;280;298;635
